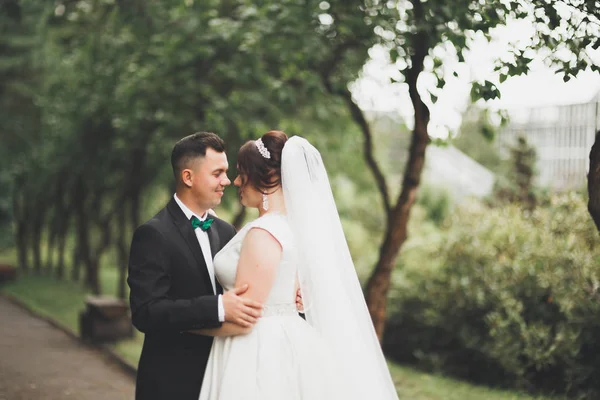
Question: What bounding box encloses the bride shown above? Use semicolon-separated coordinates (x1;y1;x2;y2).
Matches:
191;130;398;400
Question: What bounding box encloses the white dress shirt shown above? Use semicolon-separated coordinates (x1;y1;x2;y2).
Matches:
174;194;225;322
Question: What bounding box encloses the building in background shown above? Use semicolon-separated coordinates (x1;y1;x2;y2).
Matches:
499;91;600;191
423;144;495;201
369;110;496;202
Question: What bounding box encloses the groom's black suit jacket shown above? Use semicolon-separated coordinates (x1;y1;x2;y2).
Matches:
128;197;236;400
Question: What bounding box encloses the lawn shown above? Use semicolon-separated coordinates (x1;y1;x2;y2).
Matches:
388;364;560;400
0;253;562;400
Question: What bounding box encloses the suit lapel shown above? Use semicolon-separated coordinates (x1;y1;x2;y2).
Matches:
206;222;224;295
206;223;220;262
167;198;214;294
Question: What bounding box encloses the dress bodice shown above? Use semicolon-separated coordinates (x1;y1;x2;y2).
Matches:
213;213;298;314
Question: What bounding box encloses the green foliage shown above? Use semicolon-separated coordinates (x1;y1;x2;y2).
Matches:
453;106;505;174
417;185;452;226
385;192;600;397
471;80;502;102
375;1;598;102
0;0;377;289
492;136;538;209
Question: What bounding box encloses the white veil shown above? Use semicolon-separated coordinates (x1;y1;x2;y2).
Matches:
281;136;399;399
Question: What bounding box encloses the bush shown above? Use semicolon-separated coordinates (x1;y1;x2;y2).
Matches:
384;192;600;397
417;185;453;226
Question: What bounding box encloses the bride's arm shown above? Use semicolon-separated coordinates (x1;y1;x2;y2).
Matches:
188;228;282;337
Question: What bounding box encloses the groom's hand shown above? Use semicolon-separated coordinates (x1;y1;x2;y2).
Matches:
295;288;304;312
222;284;263;327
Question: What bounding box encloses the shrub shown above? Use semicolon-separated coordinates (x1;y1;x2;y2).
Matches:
384;192;600;397
417;185;453;226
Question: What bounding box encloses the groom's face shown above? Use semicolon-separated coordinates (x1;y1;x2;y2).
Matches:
188;148;231;210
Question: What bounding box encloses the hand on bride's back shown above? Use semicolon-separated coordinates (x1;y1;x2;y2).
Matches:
222;284;263;327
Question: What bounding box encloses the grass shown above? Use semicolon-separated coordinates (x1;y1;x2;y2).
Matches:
0;251;562;400
389;364;561;400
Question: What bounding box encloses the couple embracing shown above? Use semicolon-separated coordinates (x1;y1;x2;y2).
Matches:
127;131;398;400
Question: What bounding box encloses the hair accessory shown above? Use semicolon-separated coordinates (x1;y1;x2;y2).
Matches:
255;138;271;159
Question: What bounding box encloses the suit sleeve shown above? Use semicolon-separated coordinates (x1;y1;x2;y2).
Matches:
127;224;222;333
227;223;238;241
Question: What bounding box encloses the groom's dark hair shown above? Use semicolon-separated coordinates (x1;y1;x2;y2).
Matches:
171;132;226;181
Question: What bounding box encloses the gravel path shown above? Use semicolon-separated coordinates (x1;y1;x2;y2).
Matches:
0;296;135;400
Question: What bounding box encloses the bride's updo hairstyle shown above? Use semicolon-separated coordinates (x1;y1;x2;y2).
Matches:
237;130;288;193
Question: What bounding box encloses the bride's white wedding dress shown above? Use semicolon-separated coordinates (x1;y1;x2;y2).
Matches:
199;213;352;400
199;136;399;400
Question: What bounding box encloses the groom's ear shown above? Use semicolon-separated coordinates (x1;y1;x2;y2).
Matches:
181;169;193;188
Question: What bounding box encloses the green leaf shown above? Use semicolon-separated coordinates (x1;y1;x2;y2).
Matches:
390;48;399;63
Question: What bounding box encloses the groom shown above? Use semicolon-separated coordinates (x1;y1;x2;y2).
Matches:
128;132;263;400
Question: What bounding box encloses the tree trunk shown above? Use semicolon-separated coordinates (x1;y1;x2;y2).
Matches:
13;182;29;272
16;220;28;272
116;147;146;298
116;204;128;299
364;122;429;340
49;173;68;277
31;208;44;275
86;189;116;296
45;217;57;275
588;130;600;232
130;189;141;230
364;15;430;340
56;227;67;279
73;178;96;291
55;208;70;280
71;245;82;282
129;147;146;230
87;259;101;295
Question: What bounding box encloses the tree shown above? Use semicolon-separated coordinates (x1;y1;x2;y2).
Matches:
492;136;538;209
0;0;47;270
2;0;374;295
328;0;600;339
452;106;504;173
6;0;599;335
589;130;600;231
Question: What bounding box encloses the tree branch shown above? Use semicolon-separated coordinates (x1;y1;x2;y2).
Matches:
340;88;392;214
394;0;431;211
319;39;392;214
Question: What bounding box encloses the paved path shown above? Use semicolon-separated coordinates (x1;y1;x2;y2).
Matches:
0;296;135;400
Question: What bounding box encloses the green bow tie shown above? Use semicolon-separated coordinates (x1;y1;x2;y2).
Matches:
191;215;214;231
